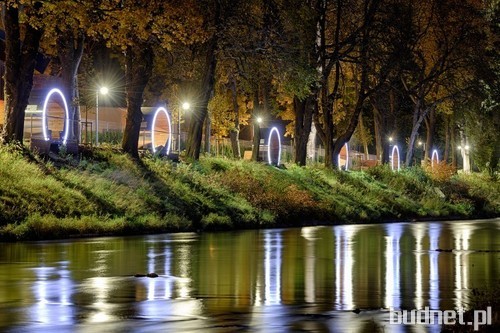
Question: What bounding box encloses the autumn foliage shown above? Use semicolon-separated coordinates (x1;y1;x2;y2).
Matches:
423;161;457;182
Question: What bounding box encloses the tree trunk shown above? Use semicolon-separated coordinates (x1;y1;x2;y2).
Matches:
451;120;457;168
2;4;43;144
251;90;260;161
405;101;429;167
57;31;84;143
229;76;240;159
122;44;154;158
186;1;219;160
373;105;383;163
358;113;369;159
444;114;450;163
293;95;314;166
204;115;211;154
424;108;436;161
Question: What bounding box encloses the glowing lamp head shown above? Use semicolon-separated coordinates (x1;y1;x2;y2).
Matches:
182;102;190;110
389;136;393;142
256;117;263;124
99;87;109;95
418;141;422;146
464;145;470;150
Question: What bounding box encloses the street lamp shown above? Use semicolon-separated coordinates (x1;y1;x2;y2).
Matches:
178;102;190;153
96;86;109;146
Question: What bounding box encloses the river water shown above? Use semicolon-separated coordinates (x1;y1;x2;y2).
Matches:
0;219;498;332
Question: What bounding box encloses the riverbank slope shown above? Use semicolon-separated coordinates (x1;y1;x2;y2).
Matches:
0;145;498;241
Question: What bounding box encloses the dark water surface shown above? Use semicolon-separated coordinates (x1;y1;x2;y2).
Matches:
0;219;499;332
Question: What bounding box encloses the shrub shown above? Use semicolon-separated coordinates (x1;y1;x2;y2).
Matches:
423;161;457;182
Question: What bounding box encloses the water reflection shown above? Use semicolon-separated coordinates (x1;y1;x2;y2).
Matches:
0;219;498;332
385;223;403;309
263;230;282;305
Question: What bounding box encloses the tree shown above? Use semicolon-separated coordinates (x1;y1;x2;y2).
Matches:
274;0;318;166
310;0;395;168
1;1;44;144
399;0;485;166
40;1;90;143
209;68;252;158
185;0;220;160
90;0;204;157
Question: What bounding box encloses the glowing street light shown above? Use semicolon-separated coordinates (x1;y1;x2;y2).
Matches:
178;102;190;153
256;117;263;124
96;86;109;146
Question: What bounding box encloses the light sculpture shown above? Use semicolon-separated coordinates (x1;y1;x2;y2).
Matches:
151;107;172;155
431;149;439;169
391;145;400;171
42;88;70;145
337;143;349;171
267;127;281;166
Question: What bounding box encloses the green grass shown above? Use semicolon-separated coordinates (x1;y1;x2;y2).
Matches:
0;144;498;241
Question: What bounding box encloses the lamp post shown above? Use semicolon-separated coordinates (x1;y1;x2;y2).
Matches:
96;86;108;146
178;102;190;153
418;140;426;165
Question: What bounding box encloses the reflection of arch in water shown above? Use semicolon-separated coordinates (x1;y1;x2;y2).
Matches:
391;145;400;171
42;88;70;144
151;107;172;154
267;127;281;166
384;223;403;309
334;225;362;310
431;149;439;169
337;143;349;171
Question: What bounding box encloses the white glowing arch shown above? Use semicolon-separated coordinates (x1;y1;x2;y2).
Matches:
42;88;70;145
337;143;349;171
391;145;400;171
431;149;439;169
267;127;281;166
151;107;172;155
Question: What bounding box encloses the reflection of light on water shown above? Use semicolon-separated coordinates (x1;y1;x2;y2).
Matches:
412;224;425;309
264;231;282;305
428;223;441;309
177;244;191;299
301;227;318;303
164;246;172;299
31;263;74;325
384;224;403;309
148;247;156;300
88;276;112;323
334;225;358;310
453;225;474;308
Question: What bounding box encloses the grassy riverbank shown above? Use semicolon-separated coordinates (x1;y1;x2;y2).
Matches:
0;144;498;241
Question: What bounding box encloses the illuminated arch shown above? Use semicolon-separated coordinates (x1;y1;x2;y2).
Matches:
42;88;70;145
151;107;172;155
337;143;349;171
267;127;281;166
391;145;400;171
431;149;439;169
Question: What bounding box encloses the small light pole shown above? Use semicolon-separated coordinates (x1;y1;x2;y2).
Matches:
96;86;108;146
178;102;190;154
418;140;426;165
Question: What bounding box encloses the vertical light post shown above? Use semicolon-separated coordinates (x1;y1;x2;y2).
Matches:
96;86;108;146
418;140;426;165
178;102;190;154
251;117;263;162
